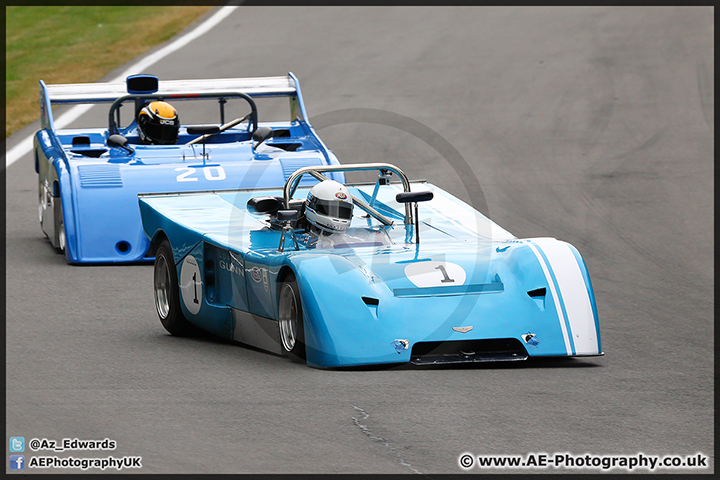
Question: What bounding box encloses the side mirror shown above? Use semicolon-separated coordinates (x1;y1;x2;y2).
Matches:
246;196;283;215
126;74;159;94
187;125;219;160
107;134;129;148
395;191;434;203
107;134;133;155
277;209;300;253
187;125;220;136
395;190;433;245
277;210;299;222
252;126;273;148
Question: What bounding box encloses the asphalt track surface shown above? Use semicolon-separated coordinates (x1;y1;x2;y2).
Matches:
5;6;713;475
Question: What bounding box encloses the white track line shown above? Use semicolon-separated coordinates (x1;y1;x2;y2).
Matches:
4;5;238;169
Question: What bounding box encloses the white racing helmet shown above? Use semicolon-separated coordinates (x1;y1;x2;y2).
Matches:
305;180;354;233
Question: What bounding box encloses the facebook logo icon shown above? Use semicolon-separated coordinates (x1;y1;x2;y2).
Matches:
9;455;25;470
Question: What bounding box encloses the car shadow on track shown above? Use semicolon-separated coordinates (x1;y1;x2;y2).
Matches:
331;356;603;372
152;330;604;371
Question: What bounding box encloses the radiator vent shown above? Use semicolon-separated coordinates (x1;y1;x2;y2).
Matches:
78;164;123;188
410;338;528;365
280;157;324;184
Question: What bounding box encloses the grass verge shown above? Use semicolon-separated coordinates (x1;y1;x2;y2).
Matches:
5;5;214;138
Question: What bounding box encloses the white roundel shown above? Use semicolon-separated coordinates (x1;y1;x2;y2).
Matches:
180;255;202;315
404;261;466;288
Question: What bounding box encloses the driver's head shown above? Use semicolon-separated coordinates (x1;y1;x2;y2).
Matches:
137;101;179;145
305;180;354;233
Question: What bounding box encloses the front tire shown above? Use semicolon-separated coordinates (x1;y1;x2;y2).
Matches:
154;240;196;336
278;273;306;363
58;218;66;252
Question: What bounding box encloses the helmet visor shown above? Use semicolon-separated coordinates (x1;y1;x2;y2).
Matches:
142;121;179;144
311;199;353;219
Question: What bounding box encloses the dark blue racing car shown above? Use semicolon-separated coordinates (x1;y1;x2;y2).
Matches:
35;73;343;264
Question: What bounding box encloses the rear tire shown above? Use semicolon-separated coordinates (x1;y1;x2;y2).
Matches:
278;273;306;363
38;184;44;226
154;240;196;336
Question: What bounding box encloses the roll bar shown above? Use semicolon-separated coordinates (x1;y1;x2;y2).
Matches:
108;92;258;135
283;163;413;226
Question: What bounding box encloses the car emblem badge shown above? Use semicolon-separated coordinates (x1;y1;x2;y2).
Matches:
453;326;473;333
250;267;262;283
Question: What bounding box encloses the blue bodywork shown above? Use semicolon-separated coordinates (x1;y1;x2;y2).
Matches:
34;73;343;263
139;164;602;368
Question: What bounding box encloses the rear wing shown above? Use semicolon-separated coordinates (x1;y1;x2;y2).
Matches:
39;72;308;130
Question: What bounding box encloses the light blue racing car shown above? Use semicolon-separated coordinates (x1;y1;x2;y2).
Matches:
138;163;602;368
34;72;342;264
